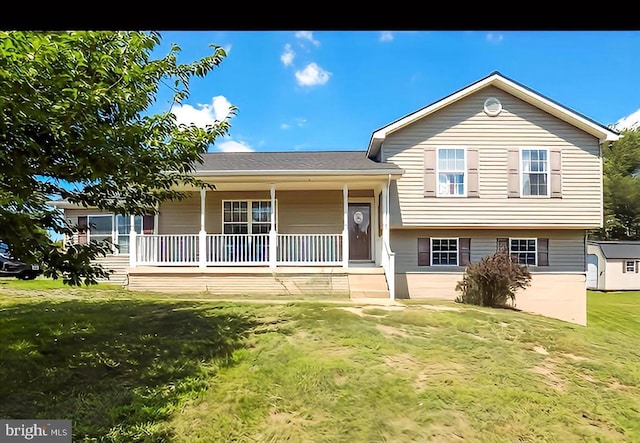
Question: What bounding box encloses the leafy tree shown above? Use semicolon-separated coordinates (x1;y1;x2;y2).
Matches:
0;31;234;285
595;129;640;240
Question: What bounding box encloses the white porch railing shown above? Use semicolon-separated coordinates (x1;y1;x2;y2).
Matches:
136;234;199;266
135;233;345;266
381;239;395;300
277;233;342;265
206;234;269;265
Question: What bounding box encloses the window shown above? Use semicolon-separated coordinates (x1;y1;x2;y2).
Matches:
87;215;113;245
86;214;144;254
510;238;537;266
625;261;637;273
418;237;471;266
437;148;466;196
431;238;458;266
521;149;549;196
223;200;274;234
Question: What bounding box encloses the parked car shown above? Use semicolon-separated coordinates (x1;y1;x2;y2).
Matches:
0;252;42;280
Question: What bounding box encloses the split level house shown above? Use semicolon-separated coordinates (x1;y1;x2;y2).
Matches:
51;71;621;325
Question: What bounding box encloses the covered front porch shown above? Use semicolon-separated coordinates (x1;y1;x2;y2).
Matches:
127;176;397;298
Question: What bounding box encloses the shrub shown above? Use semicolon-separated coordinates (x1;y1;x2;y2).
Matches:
455;248;532;308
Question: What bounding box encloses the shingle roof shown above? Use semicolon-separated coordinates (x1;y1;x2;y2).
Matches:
194;151;403;174
590;241;640;259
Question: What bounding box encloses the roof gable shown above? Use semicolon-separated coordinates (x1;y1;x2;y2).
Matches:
367;71;621;158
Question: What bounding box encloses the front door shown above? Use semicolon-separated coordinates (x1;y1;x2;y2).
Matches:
348;203;371;261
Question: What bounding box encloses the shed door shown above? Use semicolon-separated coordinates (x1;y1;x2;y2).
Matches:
586;254;598;289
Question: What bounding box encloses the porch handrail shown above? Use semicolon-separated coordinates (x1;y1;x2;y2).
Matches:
277;233;342;265
382;238;395;300
206;233;269;265
136;234;199;266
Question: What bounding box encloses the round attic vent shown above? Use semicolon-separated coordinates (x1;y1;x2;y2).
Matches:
483;97;502;116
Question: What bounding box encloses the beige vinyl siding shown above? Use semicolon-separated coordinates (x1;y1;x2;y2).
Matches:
158;192;201;234
390;228;585;273
383;86;603;228
277;190;343;234
159;190;344;235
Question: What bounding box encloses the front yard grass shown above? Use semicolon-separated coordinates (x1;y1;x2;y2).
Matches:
0;284;638;442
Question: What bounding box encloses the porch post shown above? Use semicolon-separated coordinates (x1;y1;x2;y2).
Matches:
129;215;137;268
269;184;276;269
382;184;390;244
342;184;349;268
382;178;395;300
199;187;207;269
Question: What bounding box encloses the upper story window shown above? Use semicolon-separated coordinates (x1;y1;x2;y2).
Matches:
437;148;466;197
521;149;549;197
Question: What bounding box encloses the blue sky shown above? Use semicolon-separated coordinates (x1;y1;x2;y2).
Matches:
149;30;640;153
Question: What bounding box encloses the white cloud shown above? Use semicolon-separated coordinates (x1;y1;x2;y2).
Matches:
295;31;320;47
486;33;504;43
215;140;254;152
614;108;640;131
295;63;331;86
172;96;232;128
281;44;295;66
281;118;307;130
380;31;394;42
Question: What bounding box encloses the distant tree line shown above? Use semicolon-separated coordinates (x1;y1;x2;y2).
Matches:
591;128;640;240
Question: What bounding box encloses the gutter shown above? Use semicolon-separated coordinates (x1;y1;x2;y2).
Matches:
193;169;404;177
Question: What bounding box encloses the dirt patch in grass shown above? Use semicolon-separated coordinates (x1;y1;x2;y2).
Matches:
531;361;566;391
417;304;460;311
383;353;466;391
533;345;549;355
563;353;589;361
376;324;409;337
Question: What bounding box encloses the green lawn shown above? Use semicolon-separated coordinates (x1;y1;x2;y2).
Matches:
0;283;639;442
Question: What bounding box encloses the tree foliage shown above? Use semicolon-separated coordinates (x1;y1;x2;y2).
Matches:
595;129;640;240
455;248;532;308
0;31;234;285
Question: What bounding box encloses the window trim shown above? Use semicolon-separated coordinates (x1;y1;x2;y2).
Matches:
509;237;538;266
86;214;115;252
519;147;550;198
436;147;467;198
625;260;637;273
430;237;459;266
221;199;278;235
